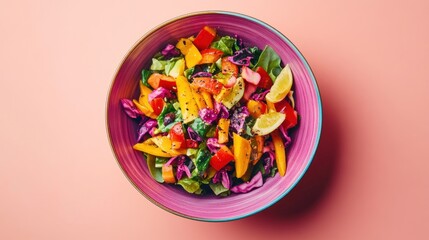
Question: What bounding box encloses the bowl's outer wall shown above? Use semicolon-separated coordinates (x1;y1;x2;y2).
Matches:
107;12;321;221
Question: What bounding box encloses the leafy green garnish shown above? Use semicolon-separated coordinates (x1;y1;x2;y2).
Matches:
253;46;282;81
190;117;209;137
141;69;152;88
195;143;211;174
156;103;183;133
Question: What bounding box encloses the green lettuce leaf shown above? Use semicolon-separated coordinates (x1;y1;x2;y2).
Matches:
190;117;209;137
253;46;282;81
210;36;237;56
155;157;167;168
156;103;183;133
209;182;230;196
195;143;211;173
141;69;152;88
150;58;167;71
177;177;201;194
145;154;164;183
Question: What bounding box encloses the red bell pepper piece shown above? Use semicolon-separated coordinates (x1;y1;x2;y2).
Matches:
190;77;223;95
255;66;273;89
275;100;298;129
149;97;165;116
185;139;198;149
209;145;235;171
221;57;238;77
193;26;216;51
169;122;185;149
147;73;177;91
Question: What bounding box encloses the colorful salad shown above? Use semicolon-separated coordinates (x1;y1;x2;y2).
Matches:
120;26;298;196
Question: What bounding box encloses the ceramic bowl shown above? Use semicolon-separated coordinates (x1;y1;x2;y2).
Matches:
106;11;322;221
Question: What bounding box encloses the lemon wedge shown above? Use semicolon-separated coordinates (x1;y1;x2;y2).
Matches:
265;64;293;103
252;112;286;136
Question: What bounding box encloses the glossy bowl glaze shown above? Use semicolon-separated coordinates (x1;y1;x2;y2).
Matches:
106;11;322;221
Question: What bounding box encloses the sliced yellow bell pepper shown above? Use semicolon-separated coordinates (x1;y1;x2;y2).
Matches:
138;81;154;112
151;136;172;153
132;99;157;119
213;86;232;103
201;91;214;109
190;87;207;110
176;38;193;55
151;136;187;156
185;45;202;68
176;76;199;123
133;139;172;157
233;133;251;178
176;38;202;68
218;118;230;144
271;129;286;176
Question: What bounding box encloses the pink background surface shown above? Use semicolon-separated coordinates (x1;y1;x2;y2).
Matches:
1;0;428;239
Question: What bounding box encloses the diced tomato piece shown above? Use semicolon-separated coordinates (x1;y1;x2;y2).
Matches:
169;122;185;149
209;145;235;171
255;67;273;89
149;98;165;116
198;49;223;64
190;77;223;95
275;100;298;129
185;139;198;149
221;57;238;77
193;26;216;50
147;73;177;91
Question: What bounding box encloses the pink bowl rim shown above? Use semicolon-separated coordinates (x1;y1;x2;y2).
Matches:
106;10;323;222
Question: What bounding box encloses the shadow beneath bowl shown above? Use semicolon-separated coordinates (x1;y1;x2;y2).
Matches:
243;79;341;224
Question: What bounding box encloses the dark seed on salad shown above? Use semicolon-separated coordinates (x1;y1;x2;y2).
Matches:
121;25;299;196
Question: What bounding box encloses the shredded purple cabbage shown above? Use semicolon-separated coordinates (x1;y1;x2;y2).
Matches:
120;98;141;118
279;125;292;146
250;89;270;101
187;127;202;142
137;119;158;142
176;164;191;180
199;108;218;125
230;172;263;193
148;87;173;102
230;106;249;135
261;151;275;174
192;71;212;78
227;47;253;66
214;102;229;119
163;112;175;126
164;155;191;180
206;138;221;153
161;44;181;60
212;169;230;189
